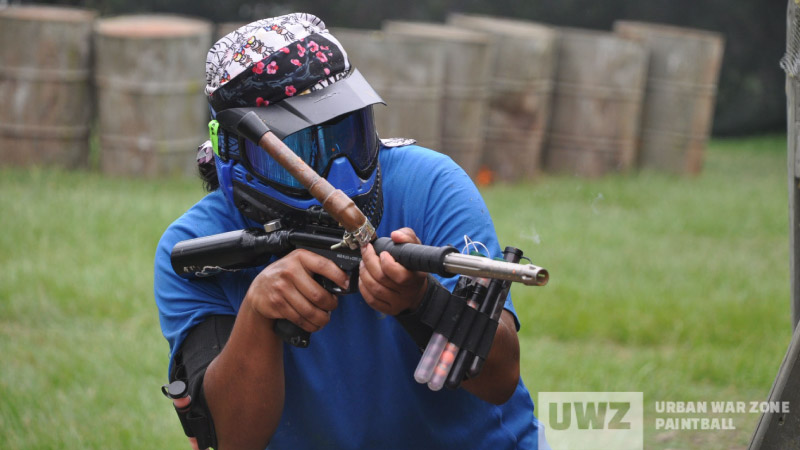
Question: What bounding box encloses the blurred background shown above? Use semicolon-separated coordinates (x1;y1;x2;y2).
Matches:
0;1;792;449
0;0;786;180
15;0;787;137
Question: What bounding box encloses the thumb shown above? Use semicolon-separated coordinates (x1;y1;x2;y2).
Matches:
390;227;421;244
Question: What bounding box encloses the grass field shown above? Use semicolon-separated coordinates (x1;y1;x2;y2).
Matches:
0;134;791;449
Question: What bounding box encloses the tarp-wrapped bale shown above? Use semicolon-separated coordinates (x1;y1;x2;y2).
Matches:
95;15;212;177
383;21;491;177
545;28;648;177
0;5;96;168
447;14;557;182
615;21;725;174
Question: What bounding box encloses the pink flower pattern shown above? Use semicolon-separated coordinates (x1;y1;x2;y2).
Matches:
210;29;346;111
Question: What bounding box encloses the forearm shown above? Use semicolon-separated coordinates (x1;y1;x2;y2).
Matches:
459;310;521;405
203;298;285;450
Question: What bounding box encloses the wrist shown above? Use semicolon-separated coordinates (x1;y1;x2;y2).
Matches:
240;296;279;342
394;275;441;350
404;275;429;315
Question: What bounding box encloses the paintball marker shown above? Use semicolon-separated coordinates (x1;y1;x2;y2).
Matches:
170;219;548;347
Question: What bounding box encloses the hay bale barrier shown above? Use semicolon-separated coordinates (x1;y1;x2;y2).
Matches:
615;21;725;174
0;5;96;169
383;22;492;177
447;14;558;182
544;28;648;177
328;27;394;141
94;15;212;177
373;23;446;152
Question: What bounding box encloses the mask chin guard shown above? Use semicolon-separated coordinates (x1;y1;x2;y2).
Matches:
231;161;384;231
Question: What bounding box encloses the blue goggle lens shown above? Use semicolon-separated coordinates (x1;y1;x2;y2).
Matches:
241;107;378;190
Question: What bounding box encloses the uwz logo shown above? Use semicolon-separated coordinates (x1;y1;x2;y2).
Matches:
538;392;643;450
550;401;631;430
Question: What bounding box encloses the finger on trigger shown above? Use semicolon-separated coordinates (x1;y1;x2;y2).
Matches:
300;250;349;291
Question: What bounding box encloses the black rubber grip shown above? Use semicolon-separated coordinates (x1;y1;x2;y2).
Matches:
273;320;311;348
372;238;458;277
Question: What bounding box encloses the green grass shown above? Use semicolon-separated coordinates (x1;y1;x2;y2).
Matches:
484;134;790;449
0;135;791;449
0;169;200;449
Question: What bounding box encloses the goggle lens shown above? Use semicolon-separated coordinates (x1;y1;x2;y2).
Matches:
240;107;378;191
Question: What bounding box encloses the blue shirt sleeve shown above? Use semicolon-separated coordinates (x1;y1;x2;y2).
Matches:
153;191;248;375
378;145;521;329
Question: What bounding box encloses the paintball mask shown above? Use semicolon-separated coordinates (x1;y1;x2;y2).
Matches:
204;13;385;227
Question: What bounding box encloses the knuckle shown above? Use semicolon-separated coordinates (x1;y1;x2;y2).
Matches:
324;293;338;310
372;269;389;285
297;249;328;267
305;313;325;332
263;293;278;309
316;312;330;327
315;256;337;272
271;277;291;294
309;289;330;307
291;248;312;258
370;284;392;302
265;294;285;313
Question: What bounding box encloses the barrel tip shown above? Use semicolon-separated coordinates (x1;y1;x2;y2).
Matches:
536;269;549;286
522;267;549;286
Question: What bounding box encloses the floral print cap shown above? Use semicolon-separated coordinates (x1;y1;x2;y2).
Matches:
205;13;350;112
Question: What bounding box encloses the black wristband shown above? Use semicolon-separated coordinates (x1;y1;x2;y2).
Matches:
394;275;446;351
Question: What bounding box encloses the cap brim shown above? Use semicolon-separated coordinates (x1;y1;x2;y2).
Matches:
217;69;384;140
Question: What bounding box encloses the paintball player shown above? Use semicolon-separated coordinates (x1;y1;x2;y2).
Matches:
154;13;548;449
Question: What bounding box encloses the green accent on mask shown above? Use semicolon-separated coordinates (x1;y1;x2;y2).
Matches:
208;120;220;157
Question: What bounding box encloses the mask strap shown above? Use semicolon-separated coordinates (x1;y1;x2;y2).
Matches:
196;141;214;165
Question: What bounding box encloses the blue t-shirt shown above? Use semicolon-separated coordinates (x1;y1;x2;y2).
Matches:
154;144;547;449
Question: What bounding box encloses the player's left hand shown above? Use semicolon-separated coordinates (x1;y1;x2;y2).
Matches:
359;227;428;316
